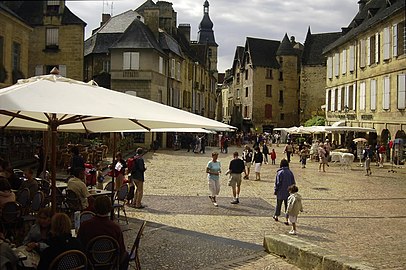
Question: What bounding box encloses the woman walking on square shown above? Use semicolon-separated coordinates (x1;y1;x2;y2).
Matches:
206;152;221;207
253;146;263;180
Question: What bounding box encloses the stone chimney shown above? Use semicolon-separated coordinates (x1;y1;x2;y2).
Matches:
100;13;111;27
178;24;191;42
144;7;160;40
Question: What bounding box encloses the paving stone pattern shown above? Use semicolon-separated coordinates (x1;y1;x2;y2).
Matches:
119;145;406;269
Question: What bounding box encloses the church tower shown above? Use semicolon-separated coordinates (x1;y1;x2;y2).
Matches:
197;0;218;75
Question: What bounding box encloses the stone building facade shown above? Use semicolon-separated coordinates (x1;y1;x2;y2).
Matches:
0;2;31;87
84;0;218;147
323;0;405;150
2;1;86;81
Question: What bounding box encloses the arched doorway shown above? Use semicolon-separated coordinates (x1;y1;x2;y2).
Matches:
394;130;406;164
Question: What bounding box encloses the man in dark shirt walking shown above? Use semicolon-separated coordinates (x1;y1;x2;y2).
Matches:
227;152;246;204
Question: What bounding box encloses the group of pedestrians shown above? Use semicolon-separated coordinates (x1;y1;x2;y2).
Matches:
205;149;303;235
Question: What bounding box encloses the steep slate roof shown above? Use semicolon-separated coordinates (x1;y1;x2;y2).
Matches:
245;37;280;69
110;19;164;54
0;2;27;25
135;0;156;15
276;34;296;56
302;28;342;65
84;33;122;56
4;1;85;26
159;30;184;58
97;10;140;34
231;46;244;71
324;0;405;53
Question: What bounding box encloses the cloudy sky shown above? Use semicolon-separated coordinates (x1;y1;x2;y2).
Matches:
67;0;359;73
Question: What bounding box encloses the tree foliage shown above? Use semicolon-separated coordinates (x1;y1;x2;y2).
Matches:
304;116;325;127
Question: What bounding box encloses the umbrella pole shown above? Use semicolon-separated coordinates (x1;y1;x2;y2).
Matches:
50;118;57;213
110;132;116;220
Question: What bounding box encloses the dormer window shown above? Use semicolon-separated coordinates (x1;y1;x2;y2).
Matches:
47;0;60;15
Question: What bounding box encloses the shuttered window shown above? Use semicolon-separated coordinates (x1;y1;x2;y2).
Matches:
360;39;366;68
360;81;366;111
393;24;398;57
123;52;139;70
265;104;272;119
46;28;59;46
375;33;380;63
383;27;390;60
349;45;355;71
326;89;330;112
341;49;347;75
337;87;342;111
327;57;333;79
159;56;164;74
334;53;339;77
398;74;406;109
370;79;377;111
352;83;357;110
383;76;390;110
331;88;336;111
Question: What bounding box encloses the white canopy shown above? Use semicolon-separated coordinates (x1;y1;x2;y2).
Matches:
0;75;235;132
138;128;216;134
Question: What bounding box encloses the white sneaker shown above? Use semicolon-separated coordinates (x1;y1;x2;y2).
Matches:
288;230;296;235
213;202;218;207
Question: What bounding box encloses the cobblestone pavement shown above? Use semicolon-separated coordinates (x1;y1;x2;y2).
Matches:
118;145;406;269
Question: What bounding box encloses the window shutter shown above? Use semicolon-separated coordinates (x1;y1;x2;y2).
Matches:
352;83;357;110
59;65;66;76
334;53;339;77
349;45;355;71
265;104;272;119
383;76;390;110
171;59;175;78
367;37;371;66
331;88;336;111
360;39;366;68
383;27;390;60
177;61;181;80
123;52;130;70
326;89;330;111
345;85;349;108
375;33;380;63
131;52;139;70
35;65;43;76
341;49;347;75
360;81;366;110
159;56;163;74
398;74;406;109
393;24;398;57
327;57;333;79
370;79;377;111
337;87;342;111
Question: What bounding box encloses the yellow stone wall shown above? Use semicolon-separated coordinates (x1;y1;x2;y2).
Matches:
0;11;31;87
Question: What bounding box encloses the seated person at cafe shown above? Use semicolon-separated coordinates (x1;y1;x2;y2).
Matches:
37;213;84;270
23;207;53;253
0;226;18;270
67;168;94;211
0;177;16;211
18;168;39;201
77;195;129;270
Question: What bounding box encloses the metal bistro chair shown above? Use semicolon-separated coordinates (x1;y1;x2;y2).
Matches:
129;220;147;270
86;235;120;270
40;180;51;207
22;190;44;224
113;184;129;224
48;250;88;270
79;211;95;225
65;190;83;216
1;201;22;241
16;188;30;215
103;181;113;192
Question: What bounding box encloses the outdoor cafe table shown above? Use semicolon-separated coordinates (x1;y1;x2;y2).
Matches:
13;245;40;269
88;188;112;197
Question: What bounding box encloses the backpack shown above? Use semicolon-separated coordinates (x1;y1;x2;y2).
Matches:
127;157;135;172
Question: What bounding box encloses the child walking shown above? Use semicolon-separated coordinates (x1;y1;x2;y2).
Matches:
270;149;277;165
287;185;303;235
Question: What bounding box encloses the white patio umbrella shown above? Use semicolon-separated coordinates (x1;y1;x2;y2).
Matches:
0;74;235;211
